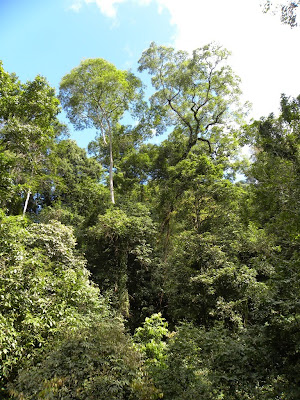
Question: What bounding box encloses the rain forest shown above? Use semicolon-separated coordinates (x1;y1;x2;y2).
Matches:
0;41;299;399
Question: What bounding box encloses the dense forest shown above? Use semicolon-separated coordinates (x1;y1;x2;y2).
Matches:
0;41;299;399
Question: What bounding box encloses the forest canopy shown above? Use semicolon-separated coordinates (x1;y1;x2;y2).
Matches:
0;42;299;399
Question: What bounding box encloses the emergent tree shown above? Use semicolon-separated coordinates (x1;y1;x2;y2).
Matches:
138;42;244;160
59;58;143;204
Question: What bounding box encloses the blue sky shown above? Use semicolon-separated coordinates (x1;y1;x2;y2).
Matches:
1;0;300;149
0;0;175;84
0;0;175;147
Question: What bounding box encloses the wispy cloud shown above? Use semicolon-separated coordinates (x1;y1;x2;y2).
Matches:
85;0;126;18
69;0;153;18
68;0;83;12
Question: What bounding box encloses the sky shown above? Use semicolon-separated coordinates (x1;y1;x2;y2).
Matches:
1;0;300;149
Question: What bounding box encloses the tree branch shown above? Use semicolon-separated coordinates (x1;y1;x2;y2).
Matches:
204;108;226;132
197;137;212;153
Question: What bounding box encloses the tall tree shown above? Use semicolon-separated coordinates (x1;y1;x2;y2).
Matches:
138;42;244;160
59;59;143;204
0;67;61;215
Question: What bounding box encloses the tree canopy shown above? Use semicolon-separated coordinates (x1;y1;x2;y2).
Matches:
138;42;243;158
59;58;144;204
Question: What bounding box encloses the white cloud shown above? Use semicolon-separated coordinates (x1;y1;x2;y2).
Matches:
85;0;126;18
69;0;152;18
136;0;152;5
68;0;300;119
68;0;83;12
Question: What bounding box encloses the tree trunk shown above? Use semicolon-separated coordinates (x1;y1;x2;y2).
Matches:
23;188;31;215
109;131;115;204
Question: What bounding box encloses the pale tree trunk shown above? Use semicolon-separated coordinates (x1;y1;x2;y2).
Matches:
108;126;115;204
23;163;35;215
101;117;115;204
23;188;31;215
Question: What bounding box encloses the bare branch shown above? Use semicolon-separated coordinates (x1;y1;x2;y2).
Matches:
197;137;212;153
204;108;227;132
166;97;194;138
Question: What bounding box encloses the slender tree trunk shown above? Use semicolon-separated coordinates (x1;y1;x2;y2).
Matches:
101;118;115;204
23;188;31;215
109;131;115;204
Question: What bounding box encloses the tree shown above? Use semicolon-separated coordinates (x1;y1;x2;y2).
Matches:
0;215;104;396
263;0;300;27
151;322;295;400
138;42;243;160
9;316;153;400
0;67;62;215
0;144;14;210
0;61;20;124
38;139;110;226
134;313;170;390
1;119;56;215
84;204;159;322
244;95;300;396
59;58;144;204
247;94;300;243
88;123;153;202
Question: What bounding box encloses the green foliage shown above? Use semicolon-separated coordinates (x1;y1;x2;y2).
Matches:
154;322;292;400
0;64;62;215
0;215;103;393
138;42;244;157
0;61;21;122
89;123;153;200
1;119;55;212
84;205;160;323
153;323;221;400
59;58;145;203
1;53;299;400
243;95;300;396
0;146;15;210
133;313;170;400
39;139;110;222
164;226;274;329
59;58;143;132
134;313;169;366
247;96;300;243
10;316;149;400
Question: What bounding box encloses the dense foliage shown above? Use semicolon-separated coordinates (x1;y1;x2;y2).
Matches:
0;44;299;399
